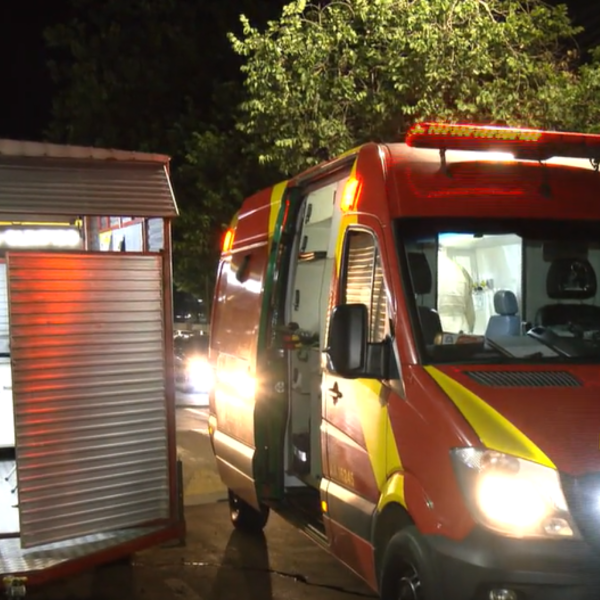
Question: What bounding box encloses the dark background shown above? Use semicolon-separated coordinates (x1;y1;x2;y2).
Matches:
0;1;597;141
0;3;69;140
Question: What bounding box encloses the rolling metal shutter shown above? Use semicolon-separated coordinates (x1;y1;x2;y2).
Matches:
7;252;170;548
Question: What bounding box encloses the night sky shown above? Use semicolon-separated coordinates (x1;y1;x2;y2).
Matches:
0;1;597;142
0;3;70;140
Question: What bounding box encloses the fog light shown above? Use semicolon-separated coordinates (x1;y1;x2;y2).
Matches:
489;589;518;600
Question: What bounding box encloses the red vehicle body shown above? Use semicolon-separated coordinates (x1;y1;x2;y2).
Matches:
209;123;600;600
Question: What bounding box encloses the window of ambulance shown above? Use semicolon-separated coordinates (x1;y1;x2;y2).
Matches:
397;217;600;364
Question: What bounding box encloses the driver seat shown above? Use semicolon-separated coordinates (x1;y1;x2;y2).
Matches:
407;252;443;344
535;258;600;329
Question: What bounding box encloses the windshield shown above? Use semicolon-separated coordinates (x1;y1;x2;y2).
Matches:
398;218;600;364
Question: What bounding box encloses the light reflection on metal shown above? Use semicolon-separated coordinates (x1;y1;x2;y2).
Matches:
0;228;81;248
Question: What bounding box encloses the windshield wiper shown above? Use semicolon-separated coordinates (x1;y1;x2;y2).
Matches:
526;326;587;358
521;351;545;359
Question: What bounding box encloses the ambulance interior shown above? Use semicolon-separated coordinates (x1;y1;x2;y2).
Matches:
404;219;600;362
282;178;345;530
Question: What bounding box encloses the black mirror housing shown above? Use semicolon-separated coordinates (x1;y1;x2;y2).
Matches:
326;303;394;380
326;304;368;377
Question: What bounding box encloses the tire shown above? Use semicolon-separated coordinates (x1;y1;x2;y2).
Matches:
228;489;270;533
379;526;439;600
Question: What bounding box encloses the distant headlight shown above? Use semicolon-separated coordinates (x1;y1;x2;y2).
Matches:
451;448;579;539
185;357;213;393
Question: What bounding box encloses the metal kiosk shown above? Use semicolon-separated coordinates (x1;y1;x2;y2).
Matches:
0;139;184;593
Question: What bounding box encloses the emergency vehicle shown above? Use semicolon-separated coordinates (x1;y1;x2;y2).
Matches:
208;122;600;600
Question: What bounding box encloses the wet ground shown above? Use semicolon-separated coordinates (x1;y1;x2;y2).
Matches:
29;503;374;600
24;396;375;600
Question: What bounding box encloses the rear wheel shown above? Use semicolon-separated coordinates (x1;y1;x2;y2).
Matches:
228;489;270;533
379;527;438;600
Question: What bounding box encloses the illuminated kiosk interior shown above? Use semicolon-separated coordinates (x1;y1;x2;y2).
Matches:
0;139;183;588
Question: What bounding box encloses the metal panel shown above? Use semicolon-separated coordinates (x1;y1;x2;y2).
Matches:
0;158;177;218
7;252;170;548
0;262;8;354
0;138;170;164
0;525;162;575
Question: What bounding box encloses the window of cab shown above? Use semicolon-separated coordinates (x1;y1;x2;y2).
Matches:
398;217;600;363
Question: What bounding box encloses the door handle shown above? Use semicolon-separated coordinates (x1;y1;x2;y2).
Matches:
328;381;343;405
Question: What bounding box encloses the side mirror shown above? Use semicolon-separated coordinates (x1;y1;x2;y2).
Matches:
326;304;368;377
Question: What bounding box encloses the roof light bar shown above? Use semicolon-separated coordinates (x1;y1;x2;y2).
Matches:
409;122;542;143
406;122;600;162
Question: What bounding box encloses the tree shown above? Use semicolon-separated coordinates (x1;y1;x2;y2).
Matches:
230;0;600;175
175;120;280;307
44;0;286;298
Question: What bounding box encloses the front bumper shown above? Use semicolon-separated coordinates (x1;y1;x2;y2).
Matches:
425;527;600;600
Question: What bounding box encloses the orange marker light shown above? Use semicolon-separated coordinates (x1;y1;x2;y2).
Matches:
222;228;235;253
341;177;361;212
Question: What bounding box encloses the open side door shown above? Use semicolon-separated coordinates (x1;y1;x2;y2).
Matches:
211;183;295;508
7;251;171;549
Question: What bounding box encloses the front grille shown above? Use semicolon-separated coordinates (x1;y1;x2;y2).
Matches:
562;472;600;549
464;370;582;388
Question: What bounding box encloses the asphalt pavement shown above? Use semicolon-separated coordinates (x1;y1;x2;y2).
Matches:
30;503;375;600
22;390;375;600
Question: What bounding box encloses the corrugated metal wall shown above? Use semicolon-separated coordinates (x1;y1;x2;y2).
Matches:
0;159;177;218
7;252;170;548
0;263;9;354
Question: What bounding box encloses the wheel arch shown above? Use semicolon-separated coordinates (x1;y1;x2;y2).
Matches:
372;500;414;586
372;471;414;586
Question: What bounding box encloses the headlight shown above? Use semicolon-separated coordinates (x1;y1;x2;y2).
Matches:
185;357;214;392
451;448;579;539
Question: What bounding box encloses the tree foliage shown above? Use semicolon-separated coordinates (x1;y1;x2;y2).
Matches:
45;0;600;300
231;0;600;175
44;0;285;298
174;123;280;298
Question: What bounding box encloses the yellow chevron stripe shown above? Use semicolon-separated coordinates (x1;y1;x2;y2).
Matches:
425;366;555;469
354;380;403;495
268;181;288;248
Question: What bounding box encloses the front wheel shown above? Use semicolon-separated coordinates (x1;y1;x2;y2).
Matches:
379;527;438;600
228;489;270;533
